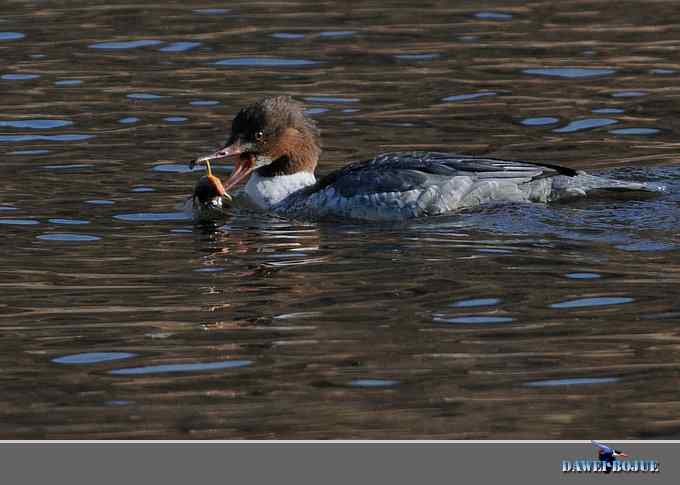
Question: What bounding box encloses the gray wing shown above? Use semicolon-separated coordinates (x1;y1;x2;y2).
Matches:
315;152;576;198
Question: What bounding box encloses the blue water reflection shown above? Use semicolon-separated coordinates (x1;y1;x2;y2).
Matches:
0;134;93;142
523;67;616;78
37;233;100;241
351;379;400;388
609;128;659;135
90;40;162;49
0;32;25;41
160;42;201;52
443;91;496;102
110;360;252;375
553;118;618;133
0;119;72;129
550;297;634;309
0;219;39;225
521;117;559;126
114;212;191;222
53;352;136;364
2;73;40;80
216;57;319;67
526;377;620;387
474;11;513;20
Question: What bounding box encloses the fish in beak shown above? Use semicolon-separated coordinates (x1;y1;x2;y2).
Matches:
193;173;227;210
191;157;232;222
190;139;259;195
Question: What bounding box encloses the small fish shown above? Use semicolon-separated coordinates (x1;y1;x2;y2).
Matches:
191;160;231;220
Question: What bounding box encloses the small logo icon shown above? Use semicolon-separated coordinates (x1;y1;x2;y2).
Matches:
591;440;628;474
561;441;660;474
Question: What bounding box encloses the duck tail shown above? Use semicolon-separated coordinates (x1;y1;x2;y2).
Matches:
551;171;666;200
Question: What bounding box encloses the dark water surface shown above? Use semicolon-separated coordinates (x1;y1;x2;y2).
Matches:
2;0;680;439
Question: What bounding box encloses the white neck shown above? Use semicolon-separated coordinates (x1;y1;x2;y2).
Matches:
245;171;316;209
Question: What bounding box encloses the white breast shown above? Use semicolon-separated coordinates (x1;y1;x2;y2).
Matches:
245;171;317;210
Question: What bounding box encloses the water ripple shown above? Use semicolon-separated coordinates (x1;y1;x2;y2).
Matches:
0;119;72;129
152;163;204;173
474;11;513;20
190;100;220;106
550;296;634;309
592;107;624;114
351;379;400;388
48;218;90;225
90;40;162;49
0;218;39;225
443;91;496;102
36;233;101;241
553;118;618;133
54;79;82;86
611;90;647;98
0;134;93;142
114;212;191;222
43;164;93;170
319;31;356;38
305;96;359;104
160;41;201;53
2;73;40;80
565;272;601;280
193;8;228;15
53;352;136;364
434;315;514;324
521;117;559;126
609;127;659;136
127;93;165;100
10;149;50;155
395;53;441;61
452;298;501;308
215;57;319;67
110;360;252;375
526;377;620;387
523;67;616;78
0;32;25;41
271;33;305;40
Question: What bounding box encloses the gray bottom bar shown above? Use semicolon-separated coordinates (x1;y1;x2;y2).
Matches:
1;443;676;484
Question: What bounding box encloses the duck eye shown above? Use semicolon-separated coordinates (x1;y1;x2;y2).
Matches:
255;131;264;141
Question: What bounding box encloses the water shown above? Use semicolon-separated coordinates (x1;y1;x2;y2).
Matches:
1;0;680;439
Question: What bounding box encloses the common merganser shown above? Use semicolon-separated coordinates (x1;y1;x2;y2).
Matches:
189;96;664;221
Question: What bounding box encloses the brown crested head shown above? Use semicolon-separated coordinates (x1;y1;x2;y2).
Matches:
190;96;322;194
226;96;321;176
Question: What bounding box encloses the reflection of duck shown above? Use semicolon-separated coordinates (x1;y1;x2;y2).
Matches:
592;440;628;473
190;96;664;222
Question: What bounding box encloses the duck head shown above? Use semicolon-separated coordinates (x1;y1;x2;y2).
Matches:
191;96;321;193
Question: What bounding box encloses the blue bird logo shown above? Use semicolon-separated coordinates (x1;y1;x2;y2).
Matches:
591;440;629;473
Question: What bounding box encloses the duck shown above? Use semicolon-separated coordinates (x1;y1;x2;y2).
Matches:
189;95;664;221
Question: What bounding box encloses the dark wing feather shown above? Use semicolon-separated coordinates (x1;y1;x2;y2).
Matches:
314;152;575;198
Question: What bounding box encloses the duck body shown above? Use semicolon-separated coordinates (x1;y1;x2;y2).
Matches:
191;96;664;222
246;151;661;222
